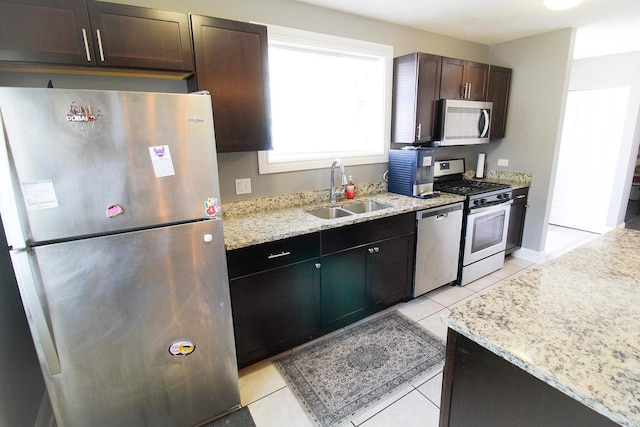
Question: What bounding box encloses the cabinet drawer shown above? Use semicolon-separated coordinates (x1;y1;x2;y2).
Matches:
512;187;529;204
227;232;320;278
322;213;415;255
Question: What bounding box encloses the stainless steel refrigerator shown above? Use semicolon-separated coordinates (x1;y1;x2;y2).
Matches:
0;87;240;426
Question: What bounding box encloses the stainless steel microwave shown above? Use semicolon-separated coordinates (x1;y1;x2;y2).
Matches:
431;99;492;146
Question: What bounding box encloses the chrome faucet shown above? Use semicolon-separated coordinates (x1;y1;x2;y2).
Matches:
330;159;348;202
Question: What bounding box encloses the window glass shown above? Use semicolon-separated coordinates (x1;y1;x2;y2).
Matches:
258;25;393;174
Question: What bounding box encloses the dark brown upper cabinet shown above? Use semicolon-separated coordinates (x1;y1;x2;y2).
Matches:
86;2;193;71
191;15;272;153
391;53;442;144
0;0;94;65
440;57;489;101
0;0;193;72
486;65;512;139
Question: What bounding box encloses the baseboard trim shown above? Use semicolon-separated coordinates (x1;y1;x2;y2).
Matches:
510;247;546;263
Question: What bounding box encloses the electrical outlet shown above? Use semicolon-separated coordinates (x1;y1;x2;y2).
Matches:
497;159;509;167
235;178;252;195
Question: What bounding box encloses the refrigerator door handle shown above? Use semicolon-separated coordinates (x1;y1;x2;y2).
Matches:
11;251;61;375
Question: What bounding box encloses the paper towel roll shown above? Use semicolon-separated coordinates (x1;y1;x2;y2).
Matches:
476;153;486;179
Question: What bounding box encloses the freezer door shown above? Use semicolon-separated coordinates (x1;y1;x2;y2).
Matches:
0;87;222;243
13;220;239;427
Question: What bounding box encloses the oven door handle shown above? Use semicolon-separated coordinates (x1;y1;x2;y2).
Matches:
469;199;512;215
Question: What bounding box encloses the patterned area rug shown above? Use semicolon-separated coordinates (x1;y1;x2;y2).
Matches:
275;311;445;427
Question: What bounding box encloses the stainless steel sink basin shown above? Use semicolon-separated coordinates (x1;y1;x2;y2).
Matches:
306;206;354;219
343;200;391;214
306;200;391;219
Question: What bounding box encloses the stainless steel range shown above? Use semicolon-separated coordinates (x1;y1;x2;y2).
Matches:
434;159;513;285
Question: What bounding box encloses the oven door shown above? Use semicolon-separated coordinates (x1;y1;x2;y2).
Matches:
463;201;512;266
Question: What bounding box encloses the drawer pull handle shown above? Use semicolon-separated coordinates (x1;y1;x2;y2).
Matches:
315;263;321;269
268;251;291;259
516;194;526;199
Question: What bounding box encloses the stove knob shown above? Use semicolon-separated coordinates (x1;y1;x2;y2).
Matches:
473;200;480;206
481;198;487;205
504;193;510;200
497;194;503;200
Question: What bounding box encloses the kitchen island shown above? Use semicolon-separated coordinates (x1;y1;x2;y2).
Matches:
441;228;640;426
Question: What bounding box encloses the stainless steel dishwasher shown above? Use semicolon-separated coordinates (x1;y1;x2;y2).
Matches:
414;202;464;297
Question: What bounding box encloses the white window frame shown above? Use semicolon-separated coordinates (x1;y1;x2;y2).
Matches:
257;24;393;174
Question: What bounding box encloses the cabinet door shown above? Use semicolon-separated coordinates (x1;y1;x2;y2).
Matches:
321;248;368;330
506;188;528;254
230;259;321;368
441;58;489;100
415;53;442;142
440;58;466;99
191;15;272;153
465;61;489;101
487;65;512;139
368;233;415;308
0;0;95;65
87;1;193;71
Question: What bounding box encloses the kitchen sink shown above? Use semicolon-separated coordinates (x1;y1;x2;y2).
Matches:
343;200;391;214
306;200;391;219
306;206;354;219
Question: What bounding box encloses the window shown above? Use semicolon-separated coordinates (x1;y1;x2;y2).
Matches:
257;25;393;174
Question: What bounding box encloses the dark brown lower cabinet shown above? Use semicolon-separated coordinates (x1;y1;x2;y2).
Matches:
440;329;619;427
321;247;368;330
230;259;321;368
320;214;415;330
506;187;529;255
228;213;415;368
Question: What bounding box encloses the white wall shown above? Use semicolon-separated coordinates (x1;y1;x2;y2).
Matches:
568;52;640;228
487;28;576;253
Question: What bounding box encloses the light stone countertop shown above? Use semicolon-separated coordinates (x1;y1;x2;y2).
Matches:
222;191;465;251
442;228;640;427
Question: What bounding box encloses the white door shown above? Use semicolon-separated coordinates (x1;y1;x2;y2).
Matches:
549;87;630;233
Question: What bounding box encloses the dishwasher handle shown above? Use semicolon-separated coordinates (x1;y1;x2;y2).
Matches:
416;202;463;220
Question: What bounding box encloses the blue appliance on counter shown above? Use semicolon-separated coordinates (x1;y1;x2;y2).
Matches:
388;147;436;197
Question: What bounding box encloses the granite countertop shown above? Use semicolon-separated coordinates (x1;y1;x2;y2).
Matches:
442;228;640;426
222;191;465;250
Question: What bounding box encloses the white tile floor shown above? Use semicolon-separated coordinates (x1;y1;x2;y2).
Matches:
237;225;597;427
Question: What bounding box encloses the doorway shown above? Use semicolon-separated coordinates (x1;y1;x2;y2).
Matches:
549;86;631;233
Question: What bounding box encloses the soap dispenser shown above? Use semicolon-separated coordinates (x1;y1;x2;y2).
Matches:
346;175;355;199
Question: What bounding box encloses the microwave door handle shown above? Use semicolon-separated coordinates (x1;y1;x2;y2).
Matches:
480;109;490;137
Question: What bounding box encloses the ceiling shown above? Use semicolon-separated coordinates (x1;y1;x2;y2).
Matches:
293;0;640;59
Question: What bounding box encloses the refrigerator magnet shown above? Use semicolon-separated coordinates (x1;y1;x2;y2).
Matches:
105;204;124;218
168;340;196;357
204;197;221;217
148;145;176;178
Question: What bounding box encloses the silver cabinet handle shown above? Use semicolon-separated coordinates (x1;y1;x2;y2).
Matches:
12;251;61;375
267;251;291;259
315;263;321;269
374;247;380;253
82;29;91;62
368;248;374;253
417;123;422;140
516;194;526;199
467;83;472;99
436;213;449;220
96;29;105;62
